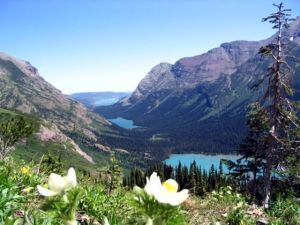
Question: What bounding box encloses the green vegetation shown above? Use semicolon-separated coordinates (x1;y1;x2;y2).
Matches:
0;115;34;160
0;106;299;224
14;137;100;171
0;157;190;225
125;161;229;196
1;157;299;225
0;107;152;173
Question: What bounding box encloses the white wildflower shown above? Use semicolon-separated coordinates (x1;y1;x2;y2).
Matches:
144;172;189;206
37;168;77;197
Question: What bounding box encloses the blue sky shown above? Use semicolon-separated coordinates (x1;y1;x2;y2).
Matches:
1;0;299;94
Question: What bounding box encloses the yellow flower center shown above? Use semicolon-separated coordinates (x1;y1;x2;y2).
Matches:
21;166;30;175
163;180;178;193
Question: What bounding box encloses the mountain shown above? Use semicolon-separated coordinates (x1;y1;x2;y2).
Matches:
96;17;300;154
69;92;130;109
0;53;112;135
0;53;153;169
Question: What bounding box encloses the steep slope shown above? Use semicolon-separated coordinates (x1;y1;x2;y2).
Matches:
0;53;111;136
0;107;98;170
0;53;153;168
113;41;261;113
96;17;300;153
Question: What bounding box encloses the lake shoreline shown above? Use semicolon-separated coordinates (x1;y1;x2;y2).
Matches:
164;152;240;158
164;153;240;172
108;117;140;129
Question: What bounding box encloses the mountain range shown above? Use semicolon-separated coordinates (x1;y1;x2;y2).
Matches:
95;16;300;154
0;53;154;169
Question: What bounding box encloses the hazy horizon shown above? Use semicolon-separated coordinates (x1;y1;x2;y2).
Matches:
1;0;299;94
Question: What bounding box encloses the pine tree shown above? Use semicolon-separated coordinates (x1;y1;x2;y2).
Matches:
188;161;197;194
208;165;216;191
176;161;184;189
228;103;269;201
258;2;298;208
107;153;122;194
182;166;189;189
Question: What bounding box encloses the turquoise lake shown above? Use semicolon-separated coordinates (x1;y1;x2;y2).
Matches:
164;154;240;173
108;117;139;129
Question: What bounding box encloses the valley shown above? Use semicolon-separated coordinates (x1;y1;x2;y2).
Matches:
1;16;300;170
0;53;161;170
95;16;300;155
1;2;300;224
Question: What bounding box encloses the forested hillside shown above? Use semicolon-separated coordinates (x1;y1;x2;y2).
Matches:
96;16;300;154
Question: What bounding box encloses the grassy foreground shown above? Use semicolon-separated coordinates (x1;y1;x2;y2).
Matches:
0;156;300;225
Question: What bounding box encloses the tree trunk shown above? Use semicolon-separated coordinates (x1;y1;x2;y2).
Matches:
263;158;272;208
252;171;257;202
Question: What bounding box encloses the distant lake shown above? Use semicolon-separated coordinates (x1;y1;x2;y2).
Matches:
95;98;120;106
164;154;240;173
108;117;139;129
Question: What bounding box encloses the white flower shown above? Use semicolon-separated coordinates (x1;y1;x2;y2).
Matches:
215;222;221;225
37;168;77;197
66;220;78;225
144;172;189;206
103;217;110;225
146;218;153;225
222;213;228;218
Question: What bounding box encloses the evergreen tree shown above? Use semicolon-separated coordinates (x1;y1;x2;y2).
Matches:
107;153;122;194
176;161;184;189
208;165;216;191
228;103;269;201
258;3;298;208
188;161;197;194
182;166;189;189
0;116;34;160
195;165;205;196
125;161;232;196
130;168;136;187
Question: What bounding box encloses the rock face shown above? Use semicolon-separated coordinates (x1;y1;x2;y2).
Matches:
119;41;262;111
172;41;261;84
96;17;300;153
0;53;113;133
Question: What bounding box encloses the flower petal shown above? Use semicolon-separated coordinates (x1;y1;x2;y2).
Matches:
144;172;163;196
37;185;59;197
64;167;77;190
66;220;78;225
48;173;66;193
146;218;153;225
167;189;189;206
103;217;110;225
154;190;172;204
